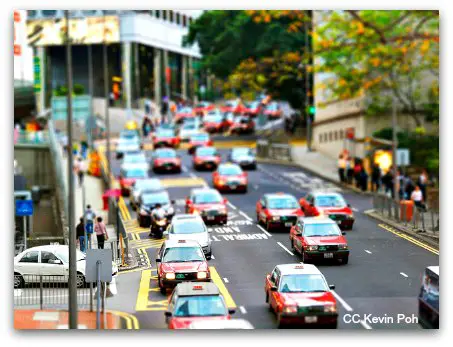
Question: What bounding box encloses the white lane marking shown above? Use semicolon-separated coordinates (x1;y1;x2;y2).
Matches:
239;306;247;314
239;211;253;221
253;185;259;190
182;166;187;173
277;242;294;256
363;209;374;214
227;201;237;210
211;255;215;260
223;277;229;283
400;272;408;278
189;172;197;179
360;320;373;330
331;290;353;312
352;207;359;212
364;250;372;254
257;224;272;237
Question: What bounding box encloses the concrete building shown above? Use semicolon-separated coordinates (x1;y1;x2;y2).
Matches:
26;10;204;115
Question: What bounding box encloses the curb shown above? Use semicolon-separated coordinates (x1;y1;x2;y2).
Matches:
257;157;373;196
118;251;140;272
364;210;439;250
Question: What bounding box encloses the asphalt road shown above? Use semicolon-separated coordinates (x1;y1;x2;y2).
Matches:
106;144;438;330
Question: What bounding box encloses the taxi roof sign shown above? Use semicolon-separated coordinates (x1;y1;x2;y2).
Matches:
193;285;203;290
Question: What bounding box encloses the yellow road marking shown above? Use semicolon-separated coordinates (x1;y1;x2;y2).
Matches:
135;269;153;311
160;177;207;188
117;267;144;275
139;248;152;267
108;310;140;330
378;224;439;255
118;197;131;221
209;266;237;309
130;239;164;249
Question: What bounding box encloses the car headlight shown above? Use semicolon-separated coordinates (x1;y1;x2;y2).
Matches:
193;209;200;215
346;214;354;220
306;245;318;251
283;305;298;314
338;244;348;250
197;271;208;279
219;207;227;214
165;272;175;280
271;216;280;221
324;305;337;313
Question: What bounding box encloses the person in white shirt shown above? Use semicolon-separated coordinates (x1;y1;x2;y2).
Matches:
411;185;425;210
337;154;347;183
74;157;86;186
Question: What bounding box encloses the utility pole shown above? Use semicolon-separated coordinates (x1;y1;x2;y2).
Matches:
305;10;313;151
103;13;111;189
65;10;78;329
87;44;94;148
392;94;399;202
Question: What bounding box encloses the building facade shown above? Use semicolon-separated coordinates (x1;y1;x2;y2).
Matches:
26;10;205;113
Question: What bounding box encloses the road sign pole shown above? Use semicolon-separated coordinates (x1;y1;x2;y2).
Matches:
22;216;27;250
96;260;101;330
392;93;399;203
103;13;111;190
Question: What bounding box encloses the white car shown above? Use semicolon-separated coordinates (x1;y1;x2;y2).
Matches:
179;122;202;142
164;215;212;259
14;245;118;289
121;152;149;172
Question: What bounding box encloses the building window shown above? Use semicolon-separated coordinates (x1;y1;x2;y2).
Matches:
176;12;181;25
169;10;174;22
319;134;323;143
27;10;37;18
329;132;333;142
182;15;187;27
189;17;193;24
163;10;167;21
340;129;344;139
155;10;161;18
42;10;57;17
334;131;338;141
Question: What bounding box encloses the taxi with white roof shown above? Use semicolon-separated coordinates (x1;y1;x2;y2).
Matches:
264;263;338;328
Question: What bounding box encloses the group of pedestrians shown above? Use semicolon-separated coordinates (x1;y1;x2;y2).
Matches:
75;204;109;252
338;154;368;191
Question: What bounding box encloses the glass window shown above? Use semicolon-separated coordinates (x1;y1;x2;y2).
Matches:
193;191;222;204
176;13;181;25
82;10;97;16
156;129;175;137
189;17;193;24
155;10;161;18
319;134;323;143
142;192;170;206
123;153;147;164
154;149;176;158
340;129;344;139
191;134;209;141
196;147;217;156
270;268;279;283
20;251;39;263
329;132;333;141
135;179;162;191
169;10;174;23
218;165;242;176
124;168;147;178
163;10;168;21
334;131;338;141
182;15;187;27
42;10;57;17
103;10;118;15
41;251;59;264
172;219;206;234
27;10;37;18
279;274;328;293
174;296;227;317
232;148;251;157
204;114;222;123
267;196;299;209
304;223;342;237
315;195;347;208
163;246;204;262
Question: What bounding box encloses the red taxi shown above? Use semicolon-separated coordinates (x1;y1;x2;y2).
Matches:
289;217;349;264
119;165;148;196
186;188;228;225
193;146;221;171
174;107;195;124
153;129;180;149
264;102;282;120
152;148;181;173
156;239;210;294
256;193;304;231
165;282;235;329
265;263;338;328
229;116;255;135
203;110;233;134
243;101;262;117
193;101;215;117
188;133;213;155
299;192;355;230
213;163;248;193
220;100;245;114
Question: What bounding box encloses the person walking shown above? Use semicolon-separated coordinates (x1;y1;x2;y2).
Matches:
371;163;382;192
161;96;169;124
84;204;96;247
411;185;426;211
353;159;363;188
76;157;86;186
337;154;346;183
418;169;429;203
76;217;86;252
142;116;152;138
346;157;354;185
404;174;415;201
360;168;369;192
94;216;108;249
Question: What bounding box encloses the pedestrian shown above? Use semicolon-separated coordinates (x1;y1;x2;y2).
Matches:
94;216;108;249
404;174;415;201
411;185;426;211
346;157;354;185
144;98;152;116
418;169;429;203
142;116;152;138
360;168;368;192
371;163;382;192
161;97;169;124
353;159;363;188
76;217;86;252
74;157;86;186
337;154;346;183
84;204;96;246
109;92;115;107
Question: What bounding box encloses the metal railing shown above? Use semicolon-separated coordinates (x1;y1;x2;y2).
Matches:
107;196;128;267
14;275;94;310
372;194;439;234
256;139;292;162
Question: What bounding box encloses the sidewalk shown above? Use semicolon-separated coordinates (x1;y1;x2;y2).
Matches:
14;309;124;329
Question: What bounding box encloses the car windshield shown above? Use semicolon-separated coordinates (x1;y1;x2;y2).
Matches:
156;130;175;137
118;139;139;146
179;107;192;114
280;274;328;293
135;179;162;191
315;195;347;208
174;296;227;317
155;150;176;158
205;114;222;123
196;147;217;156
247;101;259;109
268;196;299;209
232;148;251;157
182;124;197;130
193;191;222;204
142;192;170;206
196;103;209;108
124;153;146;164
163;246;204;262
172;220;206;234
304;223;342;237
55;249;85;263
218;165;242;176
192;134;209;141
120;131;138;139
124;169;147;178
266;103;279;111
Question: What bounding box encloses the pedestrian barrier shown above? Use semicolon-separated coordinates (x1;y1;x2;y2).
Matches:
372;194;439;234
14;275;94;310
256;140;292;162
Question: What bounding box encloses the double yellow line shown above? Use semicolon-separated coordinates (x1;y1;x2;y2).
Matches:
118;196;131;221
108;310;140;330
378;224;439;255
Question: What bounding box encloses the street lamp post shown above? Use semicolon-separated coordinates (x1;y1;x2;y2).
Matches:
392;94;399;202
65;9;78;329
103;12;111;189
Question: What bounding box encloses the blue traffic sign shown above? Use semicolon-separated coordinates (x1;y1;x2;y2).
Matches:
15;200;34;216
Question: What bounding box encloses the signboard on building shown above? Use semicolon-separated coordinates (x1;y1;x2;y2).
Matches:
27;16;120;46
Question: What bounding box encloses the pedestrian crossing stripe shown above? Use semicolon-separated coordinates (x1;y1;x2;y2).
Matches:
159;177;207;188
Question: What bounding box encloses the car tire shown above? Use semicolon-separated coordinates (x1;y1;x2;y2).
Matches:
301;251;306;263
76;272;86;288
159;283;166;295
243;187;248;194
206;252;212;260
341;256;349;265
14;273;24;289
277;313;284;329
326;321;338;329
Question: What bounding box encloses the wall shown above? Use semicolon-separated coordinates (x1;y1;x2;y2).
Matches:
14;145;54;188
